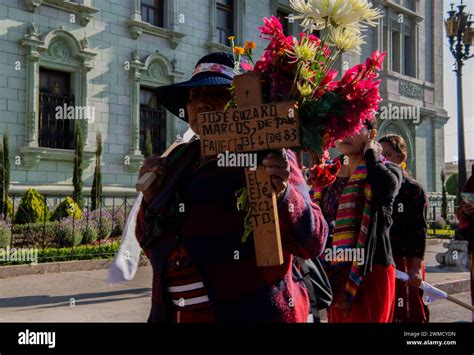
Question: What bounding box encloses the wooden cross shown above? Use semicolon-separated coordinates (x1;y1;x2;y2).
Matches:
197;72;300;266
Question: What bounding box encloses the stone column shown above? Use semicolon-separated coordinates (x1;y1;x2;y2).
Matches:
81;64;92;147
129;68;142;156
132;0;141;21
25;49;40;147
209;0;217;43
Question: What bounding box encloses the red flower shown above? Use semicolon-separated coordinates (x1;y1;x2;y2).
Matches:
241;62;253;71
308;160;342;189
322;50;386;149
313;70;338;100
365;50;386;71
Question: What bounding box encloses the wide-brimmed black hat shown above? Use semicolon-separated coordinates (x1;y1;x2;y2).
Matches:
155;52;235;122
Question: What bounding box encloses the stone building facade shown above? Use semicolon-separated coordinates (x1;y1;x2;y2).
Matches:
0;0;448;196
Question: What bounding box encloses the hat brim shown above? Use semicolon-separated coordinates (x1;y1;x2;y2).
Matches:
155;75;232;122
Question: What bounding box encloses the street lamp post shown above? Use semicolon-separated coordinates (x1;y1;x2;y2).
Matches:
445;1;474;199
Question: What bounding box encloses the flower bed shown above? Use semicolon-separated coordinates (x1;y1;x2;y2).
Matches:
0;240;120;266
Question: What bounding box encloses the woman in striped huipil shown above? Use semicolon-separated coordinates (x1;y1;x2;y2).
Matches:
311;121;402;322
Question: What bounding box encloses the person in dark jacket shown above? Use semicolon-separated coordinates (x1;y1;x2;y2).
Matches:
312;121;402;322
379;134;429;323
136;52;328;323
456;165;474;319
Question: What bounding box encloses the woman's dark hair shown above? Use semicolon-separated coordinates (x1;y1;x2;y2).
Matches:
378;134;407;162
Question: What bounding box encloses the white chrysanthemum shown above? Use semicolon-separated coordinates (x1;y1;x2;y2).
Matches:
332;0;383;30
285;36;319;64
291;0;352;31
348;0;383;27
290;0;382;32
329;26;366;54
299;64;318;81
297;82;313;97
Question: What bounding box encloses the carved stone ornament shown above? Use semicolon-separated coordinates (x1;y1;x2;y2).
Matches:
132;49;140;61
399;79;424;100
80;35;89;49
49;40;71;60
27;21;39;38
148;63;163;80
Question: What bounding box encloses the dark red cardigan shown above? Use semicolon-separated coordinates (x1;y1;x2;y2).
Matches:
136;147;328;322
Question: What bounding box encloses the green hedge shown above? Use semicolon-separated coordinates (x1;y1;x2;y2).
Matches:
12;221;59;241
0;241;120;266
57;220;83;247
446;173;458;196
3;196;13;220
0;221;11;248
14;188;51;224
51;196;82;221
82;224;99;244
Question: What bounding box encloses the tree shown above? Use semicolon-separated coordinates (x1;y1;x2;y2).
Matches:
441;169;448;222
73;122;84;209
446;173;459;196
91;132;103;211
144;129;153;158
0;130;10;220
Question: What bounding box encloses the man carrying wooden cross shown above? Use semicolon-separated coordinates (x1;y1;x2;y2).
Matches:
135;52;328;322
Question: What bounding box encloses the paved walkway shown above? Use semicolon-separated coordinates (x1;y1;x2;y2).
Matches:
0;266;152;322
1;264;472;322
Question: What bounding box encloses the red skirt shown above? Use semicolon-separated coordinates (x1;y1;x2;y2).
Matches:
328;264;395;323
393;256;429;323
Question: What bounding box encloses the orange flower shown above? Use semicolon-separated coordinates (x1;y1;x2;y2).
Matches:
233;46;245;55
244;41;256;50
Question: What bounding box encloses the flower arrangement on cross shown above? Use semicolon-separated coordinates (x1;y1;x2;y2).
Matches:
227;0;386;240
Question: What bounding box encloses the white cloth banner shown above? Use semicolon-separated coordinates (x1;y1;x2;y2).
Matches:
395;269;448;305
107;128;196;284
107;193;143;284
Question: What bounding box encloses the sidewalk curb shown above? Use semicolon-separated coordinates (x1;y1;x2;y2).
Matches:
432;279;471;294
0;258;149;279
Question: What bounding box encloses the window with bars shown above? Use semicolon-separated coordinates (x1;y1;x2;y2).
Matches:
391;21;401;73
216;0;234;46
140;88;167;155
141;0;164;28
39;69;75;150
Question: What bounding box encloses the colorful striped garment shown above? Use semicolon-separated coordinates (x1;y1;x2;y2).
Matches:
164;244;214;322
314;160;373;303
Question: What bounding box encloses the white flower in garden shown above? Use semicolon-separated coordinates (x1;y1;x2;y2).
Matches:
329;26;366;54
285;36;319;64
